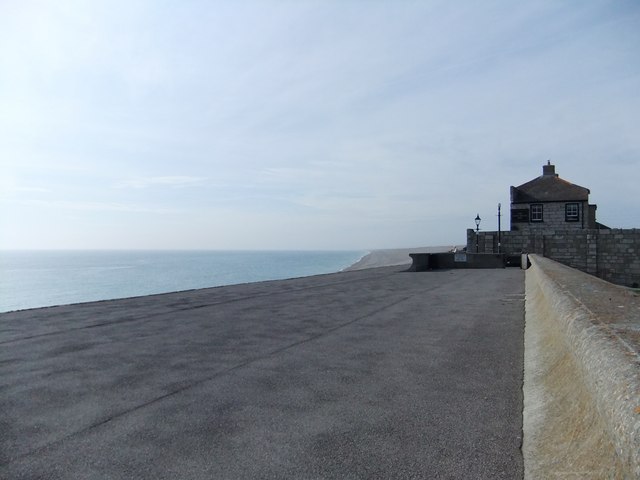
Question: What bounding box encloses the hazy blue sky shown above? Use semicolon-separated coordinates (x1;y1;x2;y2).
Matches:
1;1;639;250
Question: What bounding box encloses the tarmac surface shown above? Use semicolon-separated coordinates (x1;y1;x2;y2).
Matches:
1;266;525;479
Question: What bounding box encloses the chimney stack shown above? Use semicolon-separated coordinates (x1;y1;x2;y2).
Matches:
543;160;557;177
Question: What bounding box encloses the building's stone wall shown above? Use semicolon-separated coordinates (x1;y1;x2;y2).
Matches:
466;228;640;287
511;201;587;233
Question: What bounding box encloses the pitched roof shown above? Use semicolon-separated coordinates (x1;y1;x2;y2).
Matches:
511;164;590;203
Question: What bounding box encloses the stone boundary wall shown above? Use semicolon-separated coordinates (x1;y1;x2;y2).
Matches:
523;255;639;478
467;228;640;287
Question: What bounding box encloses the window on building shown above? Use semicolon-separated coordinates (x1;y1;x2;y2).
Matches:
530;204;543;222
565;203;579;222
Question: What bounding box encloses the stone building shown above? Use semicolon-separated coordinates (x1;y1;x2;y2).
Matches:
510;161;599;232
466;162;639;287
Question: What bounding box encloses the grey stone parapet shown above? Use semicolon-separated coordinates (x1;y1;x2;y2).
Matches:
523;255;640;478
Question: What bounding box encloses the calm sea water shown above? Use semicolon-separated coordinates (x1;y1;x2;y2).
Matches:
0;250;366;313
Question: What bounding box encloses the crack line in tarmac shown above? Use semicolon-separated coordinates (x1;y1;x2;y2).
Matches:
0;268;408;345
2;291;421;467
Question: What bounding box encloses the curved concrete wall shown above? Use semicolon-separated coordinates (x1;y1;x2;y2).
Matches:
523;255;639;479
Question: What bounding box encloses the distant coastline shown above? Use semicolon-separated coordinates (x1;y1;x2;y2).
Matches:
344;246;463;271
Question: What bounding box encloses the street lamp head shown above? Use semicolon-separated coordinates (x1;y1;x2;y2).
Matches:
475;214;481;229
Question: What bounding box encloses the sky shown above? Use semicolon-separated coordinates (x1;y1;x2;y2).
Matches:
1;1;639;250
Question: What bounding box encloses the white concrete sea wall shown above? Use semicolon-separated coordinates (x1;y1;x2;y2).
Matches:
523;255;639;479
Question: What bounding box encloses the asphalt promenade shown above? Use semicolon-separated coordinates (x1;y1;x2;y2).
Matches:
1;266;525;479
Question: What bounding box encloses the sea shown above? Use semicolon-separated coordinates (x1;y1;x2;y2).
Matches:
0;250;366;313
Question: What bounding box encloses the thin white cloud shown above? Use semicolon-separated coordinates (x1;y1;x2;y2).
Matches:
114;176;207;189
0;175;52;199
16;199;179;215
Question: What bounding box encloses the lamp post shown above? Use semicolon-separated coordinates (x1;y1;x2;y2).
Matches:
497;203;501;254
475;214;481;253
